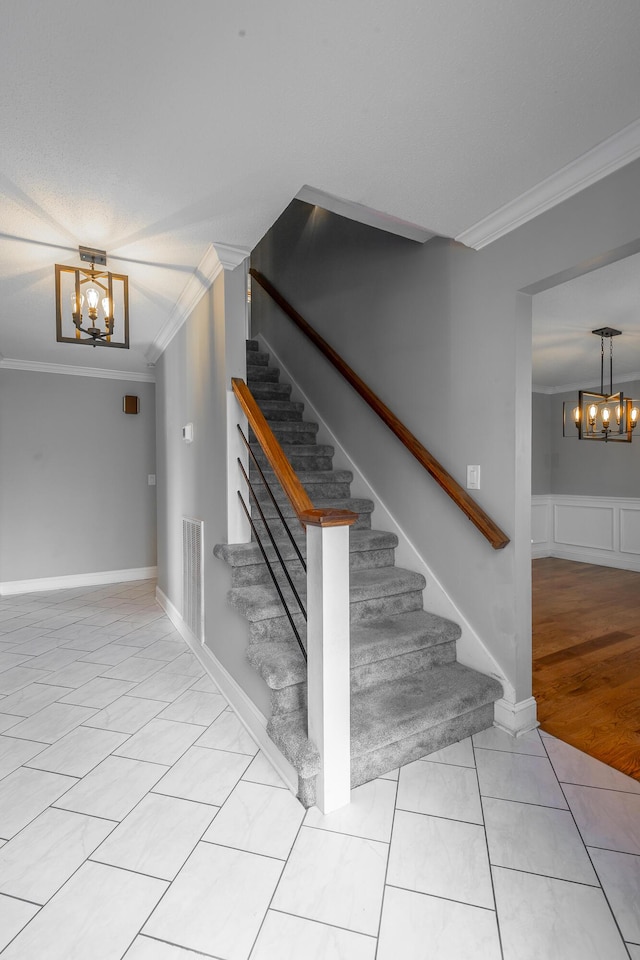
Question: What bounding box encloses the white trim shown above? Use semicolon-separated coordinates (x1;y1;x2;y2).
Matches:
296;185;435;244
532;494;640;571
146;242;250;364
0;358;155;383
156;586;299;796
493;696;539;737
456;117;640;250
0;566;157;596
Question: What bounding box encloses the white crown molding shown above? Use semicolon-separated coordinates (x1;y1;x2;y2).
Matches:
533;370;640;395
296;185;435;244
0;358;155;382
146;242;250;364
456;117;640;250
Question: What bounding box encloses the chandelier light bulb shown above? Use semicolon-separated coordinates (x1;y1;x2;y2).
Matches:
70;290;84;315
573;406;580;424
588;404;597;422
602;407;610;428
616;405;622;424
102;296;111;318
632;407;639;426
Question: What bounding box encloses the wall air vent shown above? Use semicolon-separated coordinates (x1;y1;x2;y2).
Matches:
182;517;204;641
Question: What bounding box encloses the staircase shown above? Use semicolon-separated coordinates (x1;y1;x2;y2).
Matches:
214;340;503;807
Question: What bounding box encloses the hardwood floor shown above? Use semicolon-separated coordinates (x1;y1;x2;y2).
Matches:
532;557;640;781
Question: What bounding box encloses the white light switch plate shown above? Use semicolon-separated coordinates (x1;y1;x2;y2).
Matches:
467;465;481;489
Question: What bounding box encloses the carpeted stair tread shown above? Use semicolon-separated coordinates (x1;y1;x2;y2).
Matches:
247;364;280;382
214;528;398;567
249;467;354;486
256;400;305;421
252;496;374;522
246;381;292;400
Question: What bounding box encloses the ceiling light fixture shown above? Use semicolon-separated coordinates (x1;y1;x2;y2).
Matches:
55;246;129;349
563;327;638;442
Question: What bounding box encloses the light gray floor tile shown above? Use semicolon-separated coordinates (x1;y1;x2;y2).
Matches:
83;695;165;734
0;767;77;839
472;725;546;755
0;714;21;733
81;643;139;666
493;866;629;960
21;648;80;672
153;746;251;805
397;757;483;823
0;736;46;779
0;682;69;717
124;939;216;959
159;689;227;726
101;656;164;683
9;636;65;657
475;747;568;808
0;807;114;903
196;709;258;755
272;826;387;936
92;793;217;880
0;895;40;952
63;632;119;651
25;725;128;777
627;944;640;960
140;639;186;661
0;860;167;960
203;780;304;858
143;842;282;960
189;674;220;694
0;666;51;695
242;750;287;788
544;737;640;793
377;886;501;960
483;796;598;883
304;777;397;842
588;846;640;943
130;671;197;703
564;783;640;855
251;910;377;960
60;676;137;708
388;810;494;909
379;767;399;780
8;702;97;743
55;755;169;820
0;651;37;670
422;736;476;767
160;652;205;677
38;661;106;689
115;718;204;765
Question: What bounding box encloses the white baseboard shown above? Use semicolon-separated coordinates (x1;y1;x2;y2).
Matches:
155;587;299;796
493;696;539;736
0;566;158;597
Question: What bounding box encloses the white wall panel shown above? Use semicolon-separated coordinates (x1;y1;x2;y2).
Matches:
554;503;614;551
532;495;640;571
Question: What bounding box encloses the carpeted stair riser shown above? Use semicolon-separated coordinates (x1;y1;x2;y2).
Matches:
249;477;352;504
229;546;396;587
249;424;319;446
247;364;280;382
255;400;304;421
247;349;269;366
250;443;335;472
246;381;293;401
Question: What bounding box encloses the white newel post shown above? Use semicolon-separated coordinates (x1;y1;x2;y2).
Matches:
304;512;354;814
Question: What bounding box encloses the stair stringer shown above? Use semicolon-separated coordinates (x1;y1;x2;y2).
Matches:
254;333;517;710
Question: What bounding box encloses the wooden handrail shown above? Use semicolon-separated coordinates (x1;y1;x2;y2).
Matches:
231;377;357;530
249;268;510;550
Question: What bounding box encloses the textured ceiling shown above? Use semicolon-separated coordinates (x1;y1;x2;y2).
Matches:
2;0;640;374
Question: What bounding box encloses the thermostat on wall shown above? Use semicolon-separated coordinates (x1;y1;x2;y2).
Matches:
182;423;194;443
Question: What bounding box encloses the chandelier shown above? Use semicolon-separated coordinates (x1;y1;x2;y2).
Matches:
55;246;129;349
563;327;638;442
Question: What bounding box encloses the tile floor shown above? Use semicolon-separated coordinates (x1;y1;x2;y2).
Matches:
0;581;639;959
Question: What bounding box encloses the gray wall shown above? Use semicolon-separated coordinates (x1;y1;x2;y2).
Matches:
252;162;640;704
531;392;552;494
0;369;156;582
155;267;270;715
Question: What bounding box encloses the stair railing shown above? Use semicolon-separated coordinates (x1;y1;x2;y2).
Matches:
232;376;357;813
249;268;510;551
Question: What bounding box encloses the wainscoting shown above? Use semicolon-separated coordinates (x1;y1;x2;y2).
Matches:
532;495;640;572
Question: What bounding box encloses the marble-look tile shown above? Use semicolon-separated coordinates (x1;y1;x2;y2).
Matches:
189;674;220;694
203;780;304;858
397;758;482;823
25;725;128;778
83;695;164;734
588;847;640;943
160;652;205;677
59;676;136;708
304;777;397;842
379;767;399;780
9;636;64;657
143;842;282;960
154;746;250;805
422;736;476;767
0;651;37;670
92;793;216;880
0;860;167;960
140;638;185;661
492;866;629;960
21;648;80;672
242;750;287;788
159;689;227;726
0;714;21;733
62;632;117;651
0;736;46;779
55;755;168;820
564;783;640;855
0;666;51;695
8;702;97;743
130;671;197;703
38;660;106;689
0;626;52;643
0;895;40;952
272;826;388;936
101;657;164;683
626;944;640;960
472;725;546;756
115;718;204;765
483;796;598;884
377;886;501;960
80;643;139;666
544;737;640;794
0;767;77;839
124;939;215;960
475;748;568;808
196;709;258;755
0;682;70;717
388;810;494;909
251;910;377;960
0;807;114;903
